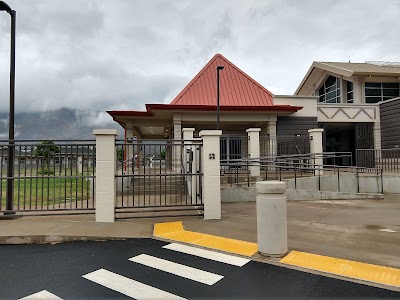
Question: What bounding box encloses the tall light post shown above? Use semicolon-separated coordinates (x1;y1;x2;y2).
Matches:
216;66;224;130
0;1;16;213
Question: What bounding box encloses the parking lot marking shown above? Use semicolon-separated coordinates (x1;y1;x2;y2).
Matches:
83;268;186;299
129;254;224;285
20;290;63;300
163;243;250;266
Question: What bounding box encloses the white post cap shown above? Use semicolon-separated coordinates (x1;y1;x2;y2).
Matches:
246;128;261;133
93;129;119;136
199;130;222;137
308;128;324;133
256;181;286;194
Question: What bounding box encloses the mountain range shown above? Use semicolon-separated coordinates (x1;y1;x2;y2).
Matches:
0;108;123;141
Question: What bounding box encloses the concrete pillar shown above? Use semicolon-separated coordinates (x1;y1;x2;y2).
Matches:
246;128;261;177
199;130;222;220
183;128;196;204
125;129;136;173
373;121;381;150
267;120;277;158
173;117;182;171
308;128;324;175
256;181;287;257
93;129;118;223
77;156;83;174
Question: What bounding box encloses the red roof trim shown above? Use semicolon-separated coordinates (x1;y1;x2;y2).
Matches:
107;104;302;118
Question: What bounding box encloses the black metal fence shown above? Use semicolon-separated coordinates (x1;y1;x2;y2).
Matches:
115;139;203;218
0;140;96;214
356;149;400;173
221;153;383;193
220;135;249;178
260;136;311;157
222;152;354;187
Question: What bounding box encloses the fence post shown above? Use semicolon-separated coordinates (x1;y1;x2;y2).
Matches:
93;129;118;223
256;180;288;257
182;128;196;204
199;130;222;220
246;128;261;178
308;128;324;176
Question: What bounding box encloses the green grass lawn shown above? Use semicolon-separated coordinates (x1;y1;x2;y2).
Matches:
1;177;91;207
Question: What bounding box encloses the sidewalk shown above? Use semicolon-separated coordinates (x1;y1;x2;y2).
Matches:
1;196;400;270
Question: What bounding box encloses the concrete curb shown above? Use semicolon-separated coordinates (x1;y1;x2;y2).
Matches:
0;235;133;245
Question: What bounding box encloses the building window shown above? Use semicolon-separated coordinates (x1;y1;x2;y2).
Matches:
346;81;354;103
365;82;400;103
318;75;341;103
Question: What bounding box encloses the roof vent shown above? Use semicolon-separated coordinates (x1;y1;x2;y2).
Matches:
365;61;400;67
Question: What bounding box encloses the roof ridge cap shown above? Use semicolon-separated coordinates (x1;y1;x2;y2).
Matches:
316;61;354;73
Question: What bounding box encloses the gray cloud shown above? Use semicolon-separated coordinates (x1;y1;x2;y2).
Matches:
0;0;399;113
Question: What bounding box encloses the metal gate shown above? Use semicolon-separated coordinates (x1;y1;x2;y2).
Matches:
260;136;311;157
355;123;375;167
115;139;203;218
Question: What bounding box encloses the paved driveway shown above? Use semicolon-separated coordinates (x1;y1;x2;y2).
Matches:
1;239;398;299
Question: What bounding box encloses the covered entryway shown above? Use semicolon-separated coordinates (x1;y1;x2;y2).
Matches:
319;122;374;166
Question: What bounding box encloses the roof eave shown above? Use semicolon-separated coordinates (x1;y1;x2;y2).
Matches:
295;62;354;95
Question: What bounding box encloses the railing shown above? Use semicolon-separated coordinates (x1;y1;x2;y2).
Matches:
356;149;400;173
221;155;383;194
221;152;352;184
260;136;311;157
0;140;96;214
114;139;203;217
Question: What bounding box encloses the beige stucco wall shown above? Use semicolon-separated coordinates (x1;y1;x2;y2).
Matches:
273;95;318;118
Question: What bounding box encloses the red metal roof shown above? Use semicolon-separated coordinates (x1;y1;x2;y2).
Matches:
170;54;274;106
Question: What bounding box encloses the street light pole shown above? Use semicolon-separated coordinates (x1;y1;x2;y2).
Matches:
0;1;16;213
216;66;224;130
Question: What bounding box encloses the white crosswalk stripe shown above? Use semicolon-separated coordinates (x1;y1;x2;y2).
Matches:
83;268;186;300
129;254;224;285
19;290;63;300
163;243;250;267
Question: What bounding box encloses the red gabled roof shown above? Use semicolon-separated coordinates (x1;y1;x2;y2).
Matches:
170;54;274;106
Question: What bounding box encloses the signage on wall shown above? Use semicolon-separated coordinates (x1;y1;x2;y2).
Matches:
209;153;215;160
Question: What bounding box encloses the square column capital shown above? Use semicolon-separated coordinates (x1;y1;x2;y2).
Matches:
199;130;222;137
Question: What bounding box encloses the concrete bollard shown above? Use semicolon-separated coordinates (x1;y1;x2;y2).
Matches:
256;180;288;257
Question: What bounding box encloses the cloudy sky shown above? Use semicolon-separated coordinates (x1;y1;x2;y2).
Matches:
0;0;399;114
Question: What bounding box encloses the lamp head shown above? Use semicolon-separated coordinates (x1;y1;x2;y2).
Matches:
217;66;224;71
0;1;12;15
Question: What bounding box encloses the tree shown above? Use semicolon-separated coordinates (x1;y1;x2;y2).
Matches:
35;141;60;174
117;148;124;162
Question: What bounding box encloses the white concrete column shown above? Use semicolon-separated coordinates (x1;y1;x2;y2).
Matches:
267;120;277;158
173;117;182;171
182;128;195;203
199;130;222;220
308;128;324;175
246;128;261;177
93;129;118;223
77;156;83;174
373;121;381;150
256;181;287;257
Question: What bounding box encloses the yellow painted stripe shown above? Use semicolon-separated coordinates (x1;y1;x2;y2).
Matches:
280;251;400;287
153;222;258;257
153;221;184;236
